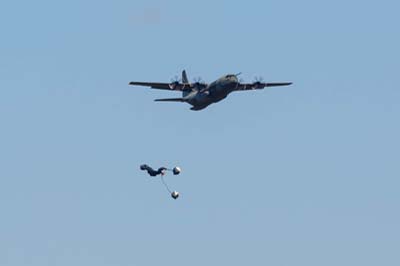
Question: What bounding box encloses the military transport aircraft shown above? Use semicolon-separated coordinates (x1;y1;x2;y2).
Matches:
129;70;292;110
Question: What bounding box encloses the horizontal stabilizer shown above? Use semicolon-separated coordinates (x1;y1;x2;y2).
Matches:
266;82;293;87
154;98;185;102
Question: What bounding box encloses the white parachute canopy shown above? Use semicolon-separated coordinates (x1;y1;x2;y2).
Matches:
172;167;181;175
171;191;179;199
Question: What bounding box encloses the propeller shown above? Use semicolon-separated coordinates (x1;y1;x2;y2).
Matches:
252;76;264;89
253;76;264;83
171;75;181;83
169;75;181;89
192;77;206;88
193;76;204;83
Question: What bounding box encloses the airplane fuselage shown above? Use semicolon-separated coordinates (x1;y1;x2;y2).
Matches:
186;75;239;110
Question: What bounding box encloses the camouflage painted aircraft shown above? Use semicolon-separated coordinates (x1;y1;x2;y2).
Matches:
129;70;292;111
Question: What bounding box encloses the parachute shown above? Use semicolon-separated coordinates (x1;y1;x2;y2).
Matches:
140;164;182;200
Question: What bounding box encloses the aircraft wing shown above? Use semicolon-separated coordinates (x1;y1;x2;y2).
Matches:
235;82;292;91
129;81;191;91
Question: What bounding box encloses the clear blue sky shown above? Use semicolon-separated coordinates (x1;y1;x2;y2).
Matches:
1;0;399;265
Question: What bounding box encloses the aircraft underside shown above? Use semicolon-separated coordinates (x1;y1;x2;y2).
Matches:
187;89;230;111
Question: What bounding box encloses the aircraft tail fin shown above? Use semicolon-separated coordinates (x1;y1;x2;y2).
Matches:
154;98;185;102
182;70;192;98
182;70;189;84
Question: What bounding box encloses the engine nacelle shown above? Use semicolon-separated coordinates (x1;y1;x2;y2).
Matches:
252;81;263;89
169;81;179;90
